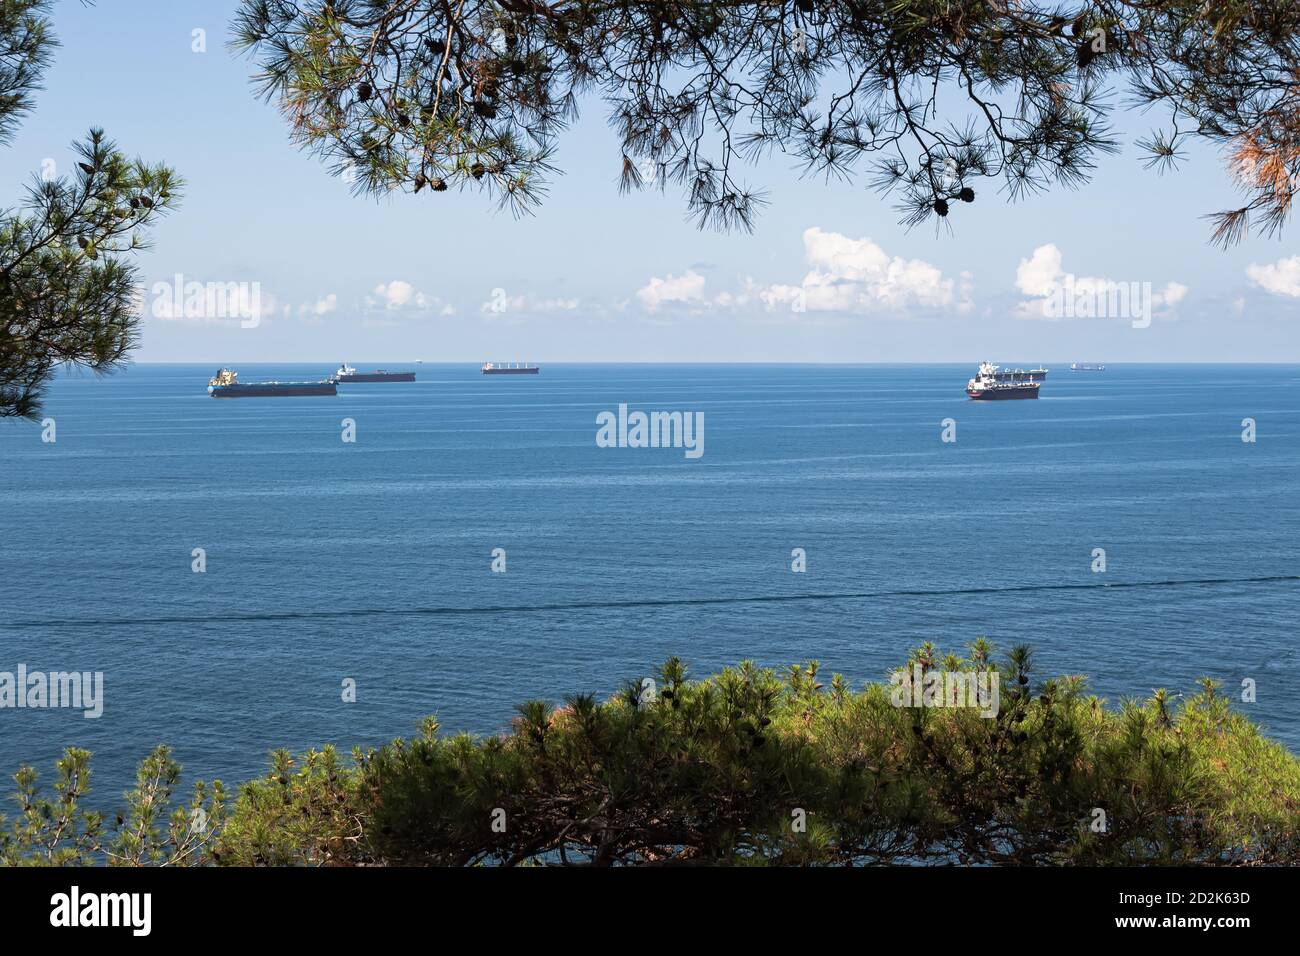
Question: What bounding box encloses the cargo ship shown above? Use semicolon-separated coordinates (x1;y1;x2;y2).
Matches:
990;364;1048;383
1070;363;1105;371
208;368;337;398
482;362;539;375
967;361;1039;400
335;363;415;383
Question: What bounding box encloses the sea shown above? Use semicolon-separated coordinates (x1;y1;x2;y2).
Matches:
2;363;1297;801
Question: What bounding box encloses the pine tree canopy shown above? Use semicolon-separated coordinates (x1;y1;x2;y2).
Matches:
4;646;1300;866
0;0;180;420
232;1;1298;241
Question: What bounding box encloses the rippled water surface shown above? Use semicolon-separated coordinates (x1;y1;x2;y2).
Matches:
2;363;1297;796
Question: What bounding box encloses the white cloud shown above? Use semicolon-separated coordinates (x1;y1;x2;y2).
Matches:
481;291;526;313
478;292;579;314
374;280;429;310
1015;244;1065;298
635;270;707;311
1161;281;1188;307
634;229;964;317
1015;243;1188;321
792;227;957;311
298;293;337;317
757;284;800;311
1246;255;1300;298
738;228;962;314
364;281;458;317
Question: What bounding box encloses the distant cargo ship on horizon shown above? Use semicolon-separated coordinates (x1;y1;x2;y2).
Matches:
482;362;539;375
208;368;336;398
335;363;416;383
1070;363;1106;371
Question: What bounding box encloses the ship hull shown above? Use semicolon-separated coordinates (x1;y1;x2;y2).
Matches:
967;386;1039;400
336;372;415;383
483;367;539;375
209;382;337;397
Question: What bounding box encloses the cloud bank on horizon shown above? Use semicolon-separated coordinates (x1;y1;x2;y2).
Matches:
143;223;1300;334
211;228;1297;325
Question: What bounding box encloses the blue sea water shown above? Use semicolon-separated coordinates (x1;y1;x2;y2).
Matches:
2;363;1298;801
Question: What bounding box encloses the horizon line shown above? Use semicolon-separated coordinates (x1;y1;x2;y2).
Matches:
118;359;1300;366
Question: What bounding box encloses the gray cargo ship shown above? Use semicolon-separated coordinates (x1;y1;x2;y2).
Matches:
335;363;415;383
482;362;539;375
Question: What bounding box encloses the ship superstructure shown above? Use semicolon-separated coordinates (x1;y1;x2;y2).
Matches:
990;365;1048;383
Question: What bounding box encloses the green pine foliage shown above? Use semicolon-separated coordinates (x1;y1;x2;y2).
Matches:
0;0;181;419
232;1;1299;240
4;645;1298;866
0;745;224;866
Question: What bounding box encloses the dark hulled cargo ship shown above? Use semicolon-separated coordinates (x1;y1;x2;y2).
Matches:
967;361;1039;400
968;381;1039;400
335;363;415;383
208;368;336;398
482;362;539;375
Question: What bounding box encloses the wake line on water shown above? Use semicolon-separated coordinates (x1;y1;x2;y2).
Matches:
5;575;1297;630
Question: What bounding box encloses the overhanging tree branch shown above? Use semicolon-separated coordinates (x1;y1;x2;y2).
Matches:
231;0;1299;243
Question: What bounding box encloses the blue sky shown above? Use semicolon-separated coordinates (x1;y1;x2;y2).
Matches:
2;0;1297;362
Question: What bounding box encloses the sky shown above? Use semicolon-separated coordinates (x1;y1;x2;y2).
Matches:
2;0;1297;363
